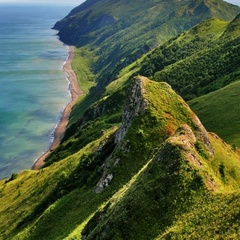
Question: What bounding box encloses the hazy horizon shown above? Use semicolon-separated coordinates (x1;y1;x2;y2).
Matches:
226;0;240;5
0;0;239;7
0;0;85;6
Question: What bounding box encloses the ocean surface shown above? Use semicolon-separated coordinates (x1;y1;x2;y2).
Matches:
0;3;75;179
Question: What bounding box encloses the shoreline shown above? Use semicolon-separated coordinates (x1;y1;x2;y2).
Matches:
32;45;82;170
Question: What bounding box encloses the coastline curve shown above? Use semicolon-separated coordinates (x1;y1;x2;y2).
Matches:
32;45;82;170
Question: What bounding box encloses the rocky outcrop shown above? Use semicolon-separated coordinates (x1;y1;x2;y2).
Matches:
166;124;207;168
157;123;216;190
95;75;215;193
115;76;149;144
95;173;113;194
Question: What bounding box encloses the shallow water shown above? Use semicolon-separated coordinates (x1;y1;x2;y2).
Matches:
0;4;73;179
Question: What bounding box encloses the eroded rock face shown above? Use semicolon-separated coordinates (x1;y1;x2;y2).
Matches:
95;76;150;193
115;76;149;144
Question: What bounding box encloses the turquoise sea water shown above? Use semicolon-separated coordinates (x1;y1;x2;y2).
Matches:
0;4;73;179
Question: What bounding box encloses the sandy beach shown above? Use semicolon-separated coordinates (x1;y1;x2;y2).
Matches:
32;46;83;170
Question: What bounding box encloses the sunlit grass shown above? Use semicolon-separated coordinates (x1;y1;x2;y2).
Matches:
189;79;240;147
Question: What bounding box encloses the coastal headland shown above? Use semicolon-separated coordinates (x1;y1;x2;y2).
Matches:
32;46;82;170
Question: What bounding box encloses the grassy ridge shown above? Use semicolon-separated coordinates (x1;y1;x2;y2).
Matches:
55;1;240;157
0;127;116;239
123;16;240;147
138;17;240;99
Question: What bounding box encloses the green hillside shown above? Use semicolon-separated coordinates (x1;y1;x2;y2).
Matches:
54;0;240;90
1;77;240;239
189;79;240;147
126;15;240;146
137;15;240;100
55;0;240;126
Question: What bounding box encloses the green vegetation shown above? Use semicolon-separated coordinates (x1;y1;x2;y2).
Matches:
71;47;95;95
189;79;240;147
69;47;96;124
1;77;240;239
66;14;240;149
0;127;116;239
55;0;240;89
59;1;240;148
1;0;240;239
138;17;240;100
122;15;240;147
44;85;125;166
83;133;240;239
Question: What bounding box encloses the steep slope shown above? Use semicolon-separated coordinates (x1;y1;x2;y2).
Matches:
1;77;240;239
189;79;240;147
119;16;240;146
137;16;240;100
54;0;240;89
222;13;240;37
82;129;240;240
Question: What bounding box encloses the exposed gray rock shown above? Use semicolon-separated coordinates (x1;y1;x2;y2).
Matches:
115;76;149;144
95;76;150;194
95;174;113;194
